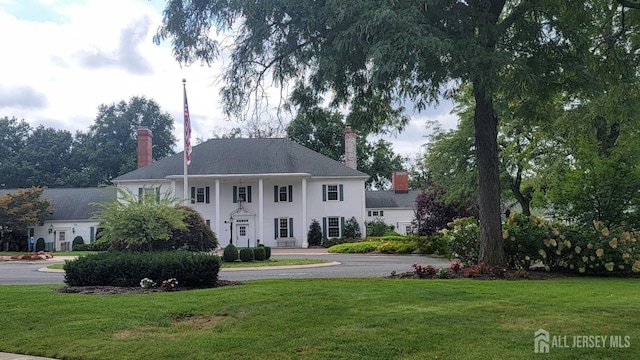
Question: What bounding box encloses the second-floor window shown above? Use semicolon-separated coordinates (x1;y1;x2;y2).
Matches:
274;185;293;202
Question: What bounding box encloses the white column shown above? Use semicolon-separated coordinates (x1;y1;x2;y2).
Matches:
361;179;367;238
258;178;264;245
302;177;308;248
215;179;220;246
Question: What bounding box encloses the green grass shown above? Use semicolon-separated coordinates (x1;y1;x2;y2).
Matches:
1;278;639;359
220;258;330;268
45;258;329;270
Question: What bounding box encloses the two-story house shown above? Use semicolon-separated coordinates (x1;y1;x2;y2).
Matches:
112;132;369;248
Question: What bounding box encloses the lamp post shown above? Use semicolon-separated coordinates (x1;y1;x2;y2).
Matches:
224;218;233;245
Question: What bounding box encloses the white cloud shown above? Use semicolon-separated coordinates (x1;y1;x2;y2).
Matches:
0;0;460;157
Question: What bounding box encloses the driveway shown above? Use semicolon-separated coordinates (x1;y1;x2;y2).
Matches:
0;252;452;285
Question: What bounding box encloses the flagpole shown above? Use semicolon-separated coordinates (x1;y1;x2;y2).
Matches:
182;79;190;206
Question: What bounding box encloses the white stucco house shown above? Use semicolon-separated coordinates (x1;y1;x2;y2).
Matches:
365;171;419;235
112;135;369;248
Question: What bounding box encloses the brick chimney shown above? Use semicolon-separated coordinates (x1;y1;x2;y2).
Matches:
137;127;153;169
344;125;357;170
392;171;409;193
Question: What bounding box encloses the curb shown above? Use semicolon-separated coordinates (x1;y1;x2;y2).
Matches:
39;261;341;273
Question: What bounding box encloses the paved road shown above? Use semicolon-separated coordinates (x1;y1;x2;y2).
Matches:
0;253;452;285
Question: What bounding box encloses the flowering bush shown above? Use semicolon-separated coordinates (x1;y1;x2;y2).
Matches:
441;217;480;266
161;278;179;291
140;278;156;289
442;213;640;274
412;263;437;278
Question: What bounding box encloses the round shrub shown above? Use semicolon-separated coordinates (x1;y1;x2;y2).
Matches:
222;244;239;262
72;236;85;251
63;251;221;288
35;238;45;252
239;248;254;262
253;246;266;261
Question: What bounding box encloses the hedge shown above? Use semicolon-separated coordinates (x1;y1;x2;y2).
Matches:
64;251;221;288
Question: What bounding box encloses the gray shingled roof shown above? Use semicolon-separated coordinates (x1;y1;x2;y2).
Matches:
0;188;116;221
114;138;369;181
365;190;421;209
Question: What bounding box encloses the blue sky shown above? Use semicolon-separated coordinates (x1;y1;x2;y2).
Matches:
0;0;458;158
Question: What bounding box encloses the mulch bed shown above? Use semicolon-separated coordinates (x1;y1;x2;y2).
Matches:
55;280;243;295
386;269;640;280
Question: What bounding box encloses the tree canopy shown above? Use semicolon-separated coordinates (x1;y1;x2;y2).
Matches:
156;0;640;266
0;187;53;249
0;96;177;188
286;108;405;189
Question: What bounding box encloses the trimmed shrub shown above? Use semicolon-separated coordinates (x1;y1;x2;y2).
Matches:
376;241;416;254
343;216;362;239
307;219;323;246
239;248;254;262
72;236;85;251
366;219;395;237
167;206;218;251
222;244;239;262
260;245;271;260
88;238;111;251
413;234;449;256
35;238;45;252
322;237;356;248
328;241;380;253
72;244;91;251
253;246;266;261
63;251;221;288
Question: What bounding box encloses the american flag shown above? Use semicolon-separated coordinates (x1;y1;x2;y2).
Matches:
183;83;192;165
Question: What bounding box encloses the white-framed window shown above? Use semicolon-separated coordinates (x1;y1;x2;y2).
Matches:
274;185;293;202
322;184;343;201
372;211;379;216
279;218;289;238
138;186;159;203
233;186;252;203
274;217;294;238
327;185;338;201
328;217;340;237
190;186;210;204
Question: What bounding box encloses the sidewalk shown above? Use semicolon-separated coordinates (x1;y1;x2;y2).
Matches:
0;352;57;360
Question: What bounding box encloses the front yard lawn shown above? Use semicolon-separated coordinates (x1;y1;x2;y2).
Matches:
0;278;638;359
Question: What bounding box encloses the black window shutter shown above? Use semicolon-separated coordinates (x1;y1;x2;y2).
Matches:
191;187;196;204
341;217;345;236
248;186;252;203
339;184;344;201
138;188;143;203
289;218;293;238
156;187;160;203
274;218;278;238
274;185;279;202
288;185;293;202
233;186;237;203
322;217;327;238
322;185;327;201
205;187;210;204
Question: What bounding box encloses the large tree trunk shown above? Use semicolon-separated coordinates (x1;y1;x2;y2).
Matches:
473;84;506;267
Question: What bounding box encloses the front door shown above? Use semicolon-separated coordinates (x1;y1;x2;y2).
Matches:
236;223;251;247
57;231;69;252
